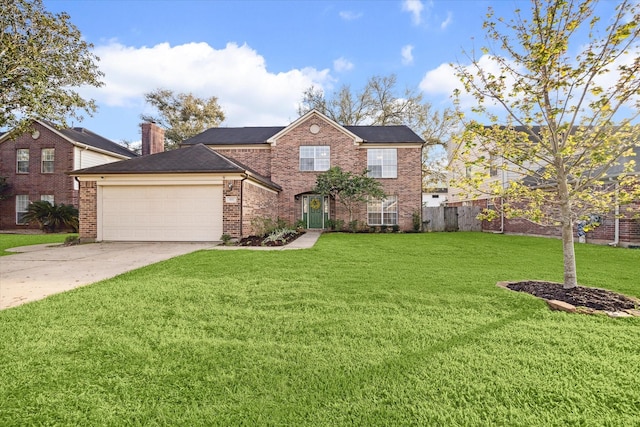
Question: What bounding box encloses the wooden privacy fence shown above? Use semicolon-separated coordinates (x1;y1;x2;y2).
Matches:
422;206;482;232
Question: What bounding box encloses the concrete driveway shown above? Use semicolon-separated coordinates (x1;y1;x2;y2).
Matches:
0;242;214;310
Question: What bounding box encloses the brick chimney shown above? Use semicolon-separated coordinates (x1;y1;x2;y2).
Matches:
141;122;165;155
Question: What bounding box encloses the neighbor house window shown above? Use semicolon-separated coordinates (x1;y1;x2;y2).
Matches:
300;146;330;171
367;149;397;178
41;148;54;173
367;196;398;225
489;154;498;177
16;195;29;224
17;149;29;173
41;195;54;205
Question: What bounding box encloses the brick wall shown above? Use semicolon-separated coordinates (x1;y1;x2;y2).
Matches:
0;122;77;230
222;179;241;238
78;180;97;241
241;181;279;237
269;116;422;231
215;148;272;178
453;195;640;246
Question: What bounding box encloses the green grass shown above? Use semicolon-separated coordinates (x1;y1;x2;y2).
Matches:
0;233;77;256
0;233;638;426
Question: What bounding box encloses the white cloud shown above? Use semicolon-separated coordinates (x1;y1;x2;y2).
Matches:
440;11;453;30
333;57;354;72
401;45;414;65
402;0;424;25
420;55;521;110
339;10;362;21
81;41;332;126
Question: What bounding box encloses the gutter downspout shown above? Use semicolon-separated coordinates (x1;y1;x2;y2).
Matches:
239;175;248;237
612;182;620;246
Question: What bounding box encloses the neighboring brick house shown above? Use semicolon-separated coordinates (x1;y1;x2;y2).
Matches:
447;128;640;247
0;120;137;230
72;110;425;241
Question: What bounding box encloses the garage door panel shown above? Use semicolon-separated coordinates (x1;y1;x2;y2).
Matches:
101;185;222;241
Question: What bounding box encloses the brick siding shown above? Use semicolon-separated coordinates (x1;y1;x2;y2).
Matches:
78;181;97;241
241;181;279;237
0;122;77;230
270;116;422;231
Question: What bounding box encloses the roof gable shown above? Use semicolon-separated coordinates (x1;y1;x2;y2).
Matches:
0;120;137;159
266;110;363;145
178;110;425;147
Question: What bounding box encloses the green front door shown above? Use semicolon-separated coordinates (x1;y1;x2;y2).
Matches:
308;195;324;229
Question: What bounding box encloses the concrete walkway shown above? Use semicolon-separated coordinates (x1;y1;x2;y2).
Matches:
0;231;322;310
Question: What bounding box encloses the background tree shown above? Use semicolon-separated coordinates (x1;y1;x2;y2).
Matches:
141;88;225;150
313;166;385;229
299;74;457;191
452;0;640;288
0;0;103;135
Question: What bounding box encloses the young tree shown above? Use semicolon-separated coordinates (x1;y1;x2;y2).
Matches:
141;88;225;150
313;167;386;227
452;0;640;288
299;74;457;191
0;0;104;135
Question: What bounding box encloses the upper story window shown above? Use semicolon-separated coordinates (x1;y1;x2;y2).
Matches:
17;149;29;173
41;148;55;173
300;146;330;171
367;149;397;178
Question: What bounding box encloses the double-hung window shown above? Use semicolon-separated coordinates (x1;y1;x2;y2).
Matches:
367;196;398;225
17;149;29;173
41;195;54;205
16;195;29;224
41;148;54;173
367;149;397;178
300;146;330;171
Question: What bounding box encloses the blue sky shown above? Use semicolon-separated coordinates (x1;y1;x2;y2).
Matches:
41;0;627;144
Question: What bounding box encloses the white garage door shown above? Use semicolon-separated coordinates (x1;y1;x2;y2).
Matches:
101;185;223;241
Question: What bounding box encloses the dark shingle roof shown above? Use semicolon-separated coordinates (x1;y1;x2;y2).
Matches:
181;125;425;145
182;127;284;145
346;125;424;143
58;127;138;158
73;144;243;174
72;144;281;190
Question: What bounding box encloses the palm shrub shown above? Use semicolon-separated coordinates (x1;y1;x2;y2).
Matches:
22;201;79;233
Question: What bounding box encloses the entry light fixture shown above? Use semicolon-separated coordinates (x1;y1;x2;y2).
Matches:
228;181;234;191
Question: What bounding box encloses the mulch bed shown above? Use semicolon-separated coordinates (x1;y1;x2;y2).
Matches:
507;281;638;312
236;231;305;247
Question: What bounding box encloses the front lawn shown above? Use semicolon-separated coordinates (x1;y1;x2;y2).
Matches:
0;233;638;425
0;233;76;256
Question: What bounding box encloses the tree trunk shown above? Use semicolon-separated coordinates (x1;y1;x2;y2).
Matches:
558;177;578;289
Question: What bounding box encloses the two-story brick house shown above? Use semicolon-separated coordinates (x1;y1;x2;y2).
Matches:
0;120;137;230
72;110;425;242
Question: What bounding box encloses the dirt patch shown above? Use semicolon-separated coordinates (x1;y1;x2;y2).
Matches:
506;281;638;312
